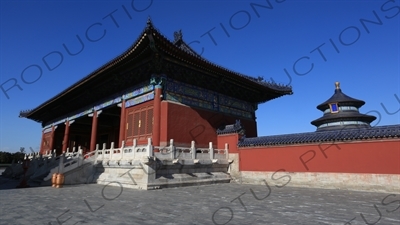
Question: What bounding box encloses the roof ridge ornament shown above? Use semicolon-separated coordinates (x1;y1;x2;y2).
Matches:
174;29;183;42
146;16;154;29
335;81;340;90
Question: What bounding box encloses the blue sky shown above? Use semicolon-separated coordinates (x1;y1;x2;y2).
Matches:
0;0;399;153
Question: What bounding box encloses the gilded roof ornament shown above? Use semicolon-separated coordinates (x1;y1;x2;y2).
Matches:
335;81;340;90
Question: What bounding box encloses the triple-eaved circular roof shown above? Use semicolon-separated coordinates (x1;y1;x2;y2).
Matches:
311;82;376;131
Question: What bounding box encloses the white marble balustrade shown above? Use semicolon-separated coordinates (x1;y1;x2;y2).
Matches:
94;138;153;163
23;138;228;167
153;140;229;161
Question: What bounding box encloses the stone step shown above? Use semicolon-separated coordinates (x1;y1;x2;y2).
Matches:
152;172;231;189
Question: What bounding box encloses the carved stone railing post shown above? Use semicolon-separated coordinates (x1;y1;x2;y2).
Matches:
191;141;196;159
170;139;175;159
209;142;214;160
120;141;125;160
78;146;83;156
102;143;106;161
94;144;99;164
225;143;229;160
147;138;153;157
110;142;114;160
133;139;137;159
77;146;83;166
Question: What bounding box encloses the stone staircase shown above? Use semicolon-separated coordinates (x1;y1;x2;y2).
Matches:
92;160;231;190
91;139;232;190
5;138;233;190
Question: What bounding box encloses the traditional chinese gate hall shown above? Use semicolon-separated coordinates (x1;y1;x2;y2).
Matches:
20;19;292;156
17;19;400;192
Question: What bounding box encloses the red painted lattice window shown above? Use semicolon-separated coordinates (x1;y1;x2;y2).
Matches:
147;108;153;134
126;114;133;137
133;111;140;136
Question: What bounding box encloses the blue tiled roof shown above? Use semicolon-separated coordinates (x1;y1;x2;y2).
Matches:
238;124;400;147
171;30;292;94
317;88;365;111
217;120;245;135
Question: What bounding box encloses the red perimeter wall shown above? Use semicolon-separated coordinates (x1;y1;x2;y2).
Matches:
217;133;240;153
160;101;257;147
238;140;400;174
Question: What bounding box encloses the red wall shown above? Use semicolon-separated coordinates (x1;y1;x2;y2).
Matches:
160;101;168;146
217;133;239;153
238;140;400;174
161;101;257;147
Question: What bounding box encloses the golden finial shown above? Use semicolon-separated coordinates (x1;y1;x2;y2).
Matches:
335;81;340;89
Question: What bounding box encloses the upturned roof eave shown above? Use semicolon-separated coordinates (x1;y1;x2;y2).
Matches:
316;89;365;111
310;114;377;127
20;20;293;121
151;28;293;97
20;29;151;120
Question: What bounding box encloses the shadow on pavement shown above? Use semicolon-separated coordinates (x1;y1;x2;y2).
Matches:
0;176;21;190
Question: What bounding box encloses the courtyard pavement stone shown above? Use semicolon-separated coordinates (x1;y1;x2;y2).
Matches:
0;176;399;225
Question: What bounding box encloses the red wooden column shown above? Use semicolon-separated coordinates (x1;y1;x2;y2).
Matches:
49;125;56;152
39;130;45;154
89;110;102;151
152;86;162;147
118;99;126;147
62;121;74;153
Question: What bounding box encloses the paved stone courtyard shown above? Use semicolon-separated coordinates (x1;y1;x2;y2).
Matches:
0;176;399;225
